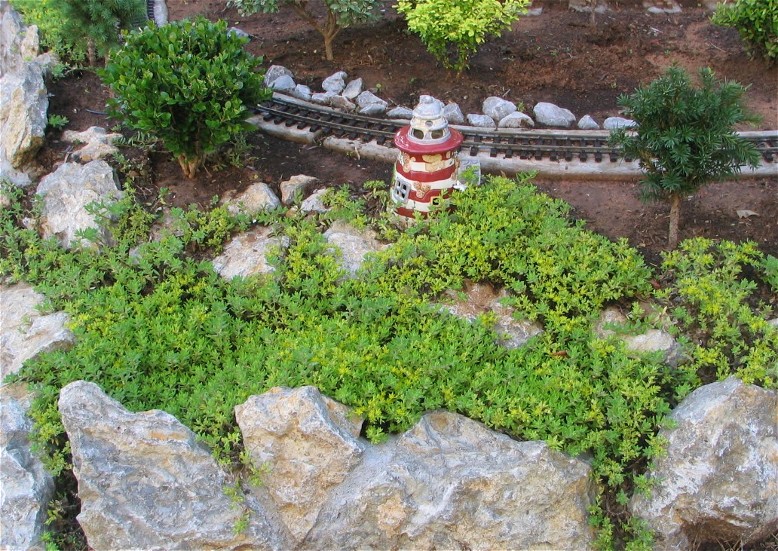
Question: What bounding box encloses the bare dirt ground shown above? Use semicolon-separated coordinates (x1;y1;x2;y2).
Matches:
43;0;777;265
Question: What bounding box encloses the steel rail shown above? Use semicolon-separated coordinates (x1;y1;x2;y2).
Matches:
253;95;778;167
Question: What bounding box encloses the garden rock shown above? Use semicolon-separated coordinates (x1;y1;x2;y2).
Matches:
236;386;365;544
0;283;75;381
280;174;318;205
0;385;54;551
270;74;296;93
290;84;312;102
569;0;609;13
36;160;123;249
533;102;576;128
300;188;330;214
304;411;596;550
577;115;600;129
311;91;336;106
482;96;517;123
342;77;363;100
387;106;413;120
212;226;289;280
321;71;347;94
356;91;388;116
1;3;50;76
442;102;465;124
59;380;292;551
329;95;356;111
498;111;535;129
595;307;683;366
645;0;681;14
630;377;778;549
0;62;48;169
228;26;251;40
323;220;384;277
62;126;122;163
264;65;294;88
466;113;497;128
149;0;168;26
220;181;281;215
604;116;637;129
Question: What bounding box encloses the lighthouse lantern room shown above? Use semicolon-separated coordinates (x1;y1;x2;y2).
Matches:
391;95;464;218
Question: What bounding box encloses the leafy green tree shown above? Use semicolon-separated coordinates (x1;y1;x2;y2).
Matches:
52;0;147;66
396;0;529;72
610;67;761;249
711;0;777;63
101;17;272;178
227;0;378;61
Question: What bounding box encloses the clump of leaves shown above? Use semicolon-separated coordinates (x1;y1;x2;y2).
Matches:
711;0;777;63
396;0;529;72
610;66;761;249
100;17;271;178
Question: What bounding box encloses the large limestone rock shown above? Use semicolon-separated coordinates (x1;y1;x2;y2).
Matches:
0;283;75;381
59;380;292;551
631;377;778;549
236;386;365;544
36;160;123;249
220;181;281;215
0;62;47;168
0;385;54;551
62;126;122;163
533;102;577;128
304;411;596;549
323;220;385;277
212;226;289;280
482;96;517;123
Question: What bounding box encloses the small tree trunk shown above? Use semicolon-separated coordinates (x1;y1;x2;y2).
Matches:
87;38;97;67
589;0;597;27
668;192;682;249
177;155;201;179
323;33;335;61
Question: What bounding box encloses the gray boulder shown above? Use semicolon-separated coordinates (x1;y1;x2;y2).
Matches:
342;78;363;100
264;65;294;89
59;381;292;551
280;174;318;205
310;91;336;106
577;115;600;129
0;283;75;381
149;0;168;26
631;377;778;549
290;84;313;102
269;74;296;93
0;385;54;551
212;227;289;280
220;181;281;215
236;386;365;544
595;307;684;366
323;220;385;277
466;113;497;128
386;106;414;120
304;411;596;550
498;111;535;129
442;102;465;124
321;71;347;94
482;96;517;123
0;62;48;168
62;126;122;163
533;102;576;128
329;95;356;111
299;188;330;214
36;160;123;249
356;91;388;116
603;116;637;129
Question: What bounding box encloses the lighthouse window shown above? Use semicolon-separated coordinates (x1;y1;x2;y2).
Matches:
430;129;444;139
412;129;425;140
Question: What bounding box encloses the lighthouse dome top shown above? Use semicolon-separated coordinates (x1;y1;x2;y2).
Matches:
408;95;451;144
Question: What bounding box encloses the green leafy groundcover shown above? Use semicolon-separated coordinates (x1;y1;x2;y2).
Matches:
2;174;776;549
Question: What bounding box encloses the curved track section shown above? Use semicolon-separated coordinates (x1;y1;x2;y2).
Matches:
250;94;778;180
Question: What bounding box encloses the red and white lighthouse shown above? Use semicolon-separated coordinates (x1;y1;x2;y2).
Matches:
391;96;464;218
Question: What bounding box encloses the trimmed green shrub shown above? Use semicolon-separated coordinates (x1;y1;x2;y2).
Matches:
396;0;529;72
100;17;271;178
712;0;778;63
610;66;761;249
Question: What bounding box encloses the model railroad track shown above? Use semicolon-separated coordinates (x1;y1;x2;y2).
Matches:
254;96;778;165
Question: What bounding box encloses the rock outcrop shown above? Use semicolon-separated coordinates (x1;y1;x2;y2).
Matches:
0;385;54;551
59;381;293;551
631;377;778;549
323;220;385;277
212;226;289;280
0;283;75;381
36;160;123;249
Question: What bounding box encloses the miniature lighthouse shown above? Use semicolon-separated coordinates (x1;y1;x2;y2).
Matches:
391;96;464;218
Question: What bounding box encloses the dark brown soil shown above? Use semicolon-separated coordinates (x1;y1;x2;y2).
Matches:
42;0;777;264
